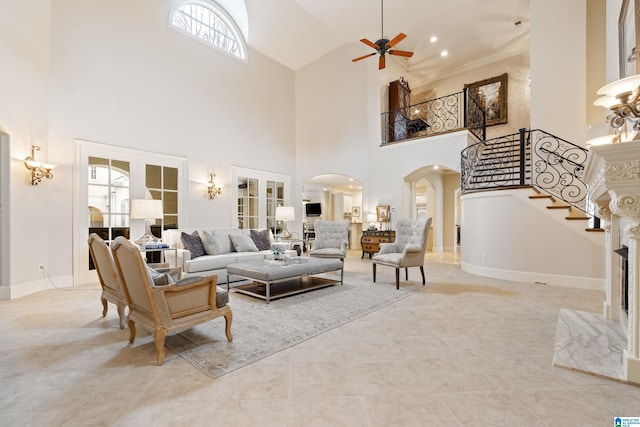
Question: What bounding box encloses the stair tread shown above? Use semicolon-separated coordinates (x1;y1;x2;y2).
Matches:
586;228;605;232
547;205;570;209
565;216;589;220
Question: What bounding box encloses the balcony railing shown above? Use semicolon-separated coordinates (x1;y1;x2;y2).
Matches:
381;88;486;145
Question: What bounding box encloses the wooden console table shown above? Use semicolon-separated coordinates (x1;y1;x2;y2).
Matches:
361;230;395;259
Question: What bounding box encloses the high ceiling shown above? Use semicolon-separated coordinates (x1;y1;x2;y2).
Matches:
245;0;530;80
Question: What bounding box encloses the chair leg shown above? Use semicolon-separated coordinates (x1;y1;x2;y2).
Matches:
420;266;425;285
224;311;233;342
373;263;377;282
101;296;108;317
128;319;136;343
395;268;400;290
117;303;126;329
154;328;167;366
405;268;408;280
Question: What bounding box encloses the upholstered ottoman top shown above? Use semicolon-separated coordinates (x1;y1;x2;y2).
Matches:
227;257;343;282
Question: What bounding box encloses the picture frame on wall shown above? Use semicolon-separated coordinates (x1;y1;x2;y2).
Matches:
464;73;508;126
376;205;390;222
619;0;640;78
352;206;360;218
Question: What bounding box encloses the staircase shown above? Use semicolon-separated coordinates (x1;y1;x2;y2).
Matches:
461;128;603;232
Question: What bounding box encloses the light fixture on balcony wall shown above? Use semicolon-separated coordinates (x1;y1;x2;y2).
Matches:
206;172;223;199
24;145;57;185
594;74;640;142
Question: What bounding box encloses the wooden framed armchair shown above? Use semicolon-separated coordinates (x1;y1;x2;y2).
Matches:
372;218;432;289
111;236;233;365
88;233;127;329
308;219;350;261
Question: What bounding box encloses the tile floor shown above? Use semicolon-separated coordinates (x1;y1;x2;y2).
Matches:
1;251;639;426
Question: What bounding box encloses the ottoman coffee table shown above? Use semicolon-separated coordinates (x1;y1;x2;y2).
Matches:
226;257;344;303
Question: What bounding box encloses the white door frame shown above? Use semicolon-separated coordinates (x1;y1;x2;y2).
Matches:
0;131;10;295
73;140;188;285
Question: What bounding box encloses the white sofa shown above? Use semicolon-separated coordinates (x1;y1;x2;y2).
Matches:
163;228;274;284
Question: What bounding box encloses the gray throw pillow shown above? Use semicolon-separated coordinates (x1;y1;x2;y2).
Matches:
201;230;223;255
181;231;205;258
229;234;259;252
250;229;272;251
145;263;175;286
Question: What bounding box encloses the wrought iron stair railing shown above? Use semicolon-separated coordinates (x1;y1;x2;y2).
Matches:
461;128;590;214
381;88;486;145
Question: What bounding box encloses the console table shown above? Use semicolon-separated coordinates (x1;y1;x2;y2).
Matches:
361;230;395;259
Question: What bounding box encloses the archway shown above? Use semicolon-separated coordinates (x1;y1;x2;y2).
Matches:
404;165;460;252
302;173;362;249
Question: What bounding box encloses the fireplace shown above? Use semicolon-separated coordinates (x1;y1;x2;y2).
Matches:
583;141;640;385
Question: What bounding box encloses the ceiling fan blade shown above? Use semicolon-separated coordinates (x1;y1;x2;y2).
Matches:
360;38;379;49
352;52;377;62
389;49;414;58
387;33;407;48
379;55;386;70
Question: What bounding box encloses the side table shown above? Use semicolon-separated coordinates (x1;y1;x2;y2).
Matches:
361;230;395;259
138;246;178;267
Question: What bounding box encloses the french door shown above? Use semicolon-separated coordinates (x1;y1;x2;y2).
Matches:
74;140;186;285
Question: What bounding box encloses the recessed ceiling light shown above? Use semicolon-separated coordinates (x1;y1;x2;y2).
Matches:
430;36;438;43
441;50;448;57
348;178;354;181
434;165;439;170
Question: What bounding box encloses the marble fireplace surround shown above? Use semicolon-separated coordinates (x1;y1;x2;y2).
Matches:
558;141;640;385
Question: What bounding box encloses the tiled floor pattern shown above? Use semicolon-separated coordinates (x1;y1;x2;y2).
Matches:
1;251;639;426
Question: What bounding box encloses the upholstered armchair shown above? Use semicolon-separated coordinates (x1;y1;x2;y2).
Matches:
88;233;127;329
111;236;233;365
309;219;350;261
372;218;432;289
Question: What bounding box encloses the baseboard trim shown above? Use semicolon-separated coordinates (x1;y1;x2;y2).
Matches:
460;262;605;291
0;275;75;300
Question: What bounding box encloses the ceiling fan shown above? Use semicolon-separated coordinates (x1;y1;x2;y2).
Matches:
352;0;414;70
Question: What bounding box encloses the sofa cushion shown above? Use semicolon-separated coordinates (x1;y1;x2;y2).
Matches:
201;230;223;255
181;231;205;258
229;234;259;252
183;253;238;274
250;229;273;251
213;229;243;254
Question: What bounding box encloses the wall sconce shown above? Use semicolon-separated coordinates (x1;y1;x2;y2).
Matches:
594;74;640;142
206;173;223;199
275;206;295;239
130;199;163;247
24;145;57;185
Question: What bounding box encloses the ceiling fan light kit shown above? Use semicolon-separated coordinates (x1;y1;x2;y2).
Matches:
352;0;414;70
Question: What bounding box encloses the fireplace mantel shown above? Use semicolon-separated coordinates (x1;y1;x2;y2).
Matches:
584;141;640;384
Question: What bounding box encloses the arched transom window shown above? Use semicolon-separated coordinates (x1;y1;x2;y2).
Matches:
170;0;246;60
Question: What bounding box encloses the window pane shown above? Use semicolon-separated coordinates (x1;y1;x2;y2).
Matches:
164;192;178;215
164;167;178;190
146;164;162;189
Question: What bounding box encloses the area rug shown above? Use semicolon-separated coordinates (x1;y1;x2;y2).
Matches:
164;270;423;379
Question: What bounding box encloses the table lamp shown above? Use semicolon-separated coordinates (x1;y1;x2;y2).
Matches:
367;213;377;230
276;206;295;239
130;199;163;246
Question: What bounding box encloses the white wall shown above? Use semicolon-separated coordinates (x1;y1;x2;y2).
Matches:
530;0;587;145
0;0;54;298
461;189;605;290
1;0;296;297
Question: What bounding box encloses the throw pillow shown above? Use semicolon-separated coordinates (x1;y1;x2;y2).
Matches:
229;234;259;252
181;231;205;259
250;229;272;251
145;264;175;286
201;230;223;255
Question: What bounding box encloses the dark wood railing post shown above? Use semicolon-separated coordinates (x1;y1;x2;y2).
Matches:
463;88;468;129
519;127;526;186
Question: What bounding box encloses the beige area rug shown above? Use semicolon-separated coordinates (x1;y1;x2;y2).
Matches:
164;270;425;379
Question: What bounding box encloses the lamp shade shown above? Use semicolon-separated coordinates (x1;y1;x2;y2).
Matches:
130;199;163;219
276;206;295;221
366;213;377;222
596;74;640;96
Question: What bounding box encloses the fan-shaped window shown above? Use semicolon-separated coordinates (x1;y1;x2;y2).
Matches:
170;0;246;60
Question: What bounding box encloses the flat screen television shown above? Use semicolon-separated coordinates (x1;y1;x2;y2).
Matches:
305;202;322;217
